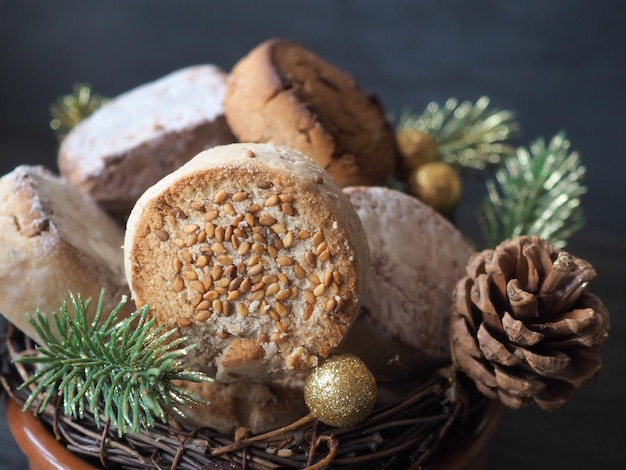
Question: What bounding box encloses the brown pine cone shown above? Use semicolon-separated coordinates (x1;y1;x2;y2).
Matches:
450;236;609;411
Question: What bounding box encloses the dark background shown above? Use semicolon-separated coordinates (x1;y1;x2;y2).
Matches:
0;1;624;468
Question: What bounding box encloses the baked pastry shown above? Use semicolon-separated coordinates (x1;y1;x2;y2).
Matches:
58;65;236;220
224;38;399;188
176;377;307;434
124;143;369;382
0;165;131;344
340;186;472;381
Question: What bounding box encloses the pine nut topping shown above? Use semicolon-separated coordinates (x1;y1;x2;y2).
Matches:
297;230;310;240
190;201;205;212
259;215;277;226
304;290;315;304
196;255;209;268
205;210;219;222
276;256;293;266
223;203;236;216
232;191;249;202
283;231;294;248
281;202;294;216
215;226;225;242
264;195;280;207
248;264;264;276
195;310;211;321
173;258;183;273
304;304;314;320
154;229;169;241
217;255;233;265
191;281;206;294
316;241;328;256
205;222;216;238
294;263;307;279
305;251;316;267
240;277;251;293
196;299;211;311
271;223;287;234
275;288;290;301
184;223;200;234
214;190;228;204
212;242;226;254
313;283;326;297
312;231;324;247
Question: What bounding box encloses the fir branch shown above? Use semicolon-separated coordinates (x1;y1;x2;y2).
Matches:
479;131;586;249
15;291;212;437
398;96;521;170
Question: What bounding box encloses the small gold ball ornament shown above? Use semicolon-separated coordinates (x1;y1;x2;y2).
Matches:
396;129;439;170
407;161;463;216
304;354;377;428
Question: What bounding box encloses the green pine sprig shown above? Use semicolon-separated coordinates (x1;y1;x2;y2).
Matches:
15;291;212;436
479;131;586;249
397;96;521;170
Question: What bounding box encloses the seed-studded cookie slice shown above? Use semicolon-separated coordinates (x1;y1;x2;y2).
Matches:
125;143;369;382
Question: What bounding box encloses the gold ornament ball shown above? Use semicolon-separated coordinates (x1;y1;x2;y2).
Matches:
407;161;463;216
396;129;439;170
304;354;377;428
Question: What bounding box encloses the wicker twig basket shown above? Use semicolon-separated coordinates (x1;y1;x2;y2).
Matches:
1;321;500;469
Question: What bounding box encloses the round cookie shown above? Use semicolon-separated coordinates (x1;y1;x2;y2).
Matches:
340;186;472;380
224;38;399;188
59;65;236;220
124;143;369;383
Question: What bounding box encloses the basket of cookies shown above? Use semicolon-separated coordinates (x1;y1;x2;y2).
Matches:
0;38;608;469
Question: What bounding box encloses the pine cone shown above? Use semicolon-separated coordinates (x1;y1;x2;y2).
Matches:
450;236;609;411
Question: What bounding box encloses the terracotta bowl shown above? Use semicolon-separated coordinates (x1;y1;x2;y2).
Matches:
6;396;504;470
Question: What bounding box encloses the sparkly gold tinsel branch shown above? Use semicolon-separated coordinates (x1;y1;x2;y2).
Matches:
50;83;109;141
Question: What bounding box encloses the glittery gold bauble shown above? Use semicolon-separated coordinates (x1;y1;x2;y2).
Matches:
408;161;462;216
396;129;439;170
304;354;377;428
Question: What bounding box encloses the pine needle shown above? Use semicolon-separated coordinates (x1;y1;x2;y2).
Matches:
397;96;521;170
14;291;213;437
479;131;586;248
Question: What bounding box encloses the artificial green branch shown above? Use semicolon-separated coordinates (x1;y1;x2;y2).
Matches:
479;131;586;249
397;96;521;170
15;291;212;436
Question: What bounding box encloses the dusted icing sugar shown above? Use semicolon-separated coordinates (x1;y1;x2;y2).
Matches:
61;65;228;177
